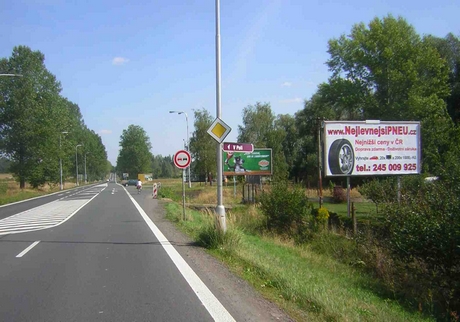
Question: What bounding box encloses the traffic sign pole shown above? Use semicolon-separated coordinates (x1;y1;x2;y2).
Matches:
174;149;191;221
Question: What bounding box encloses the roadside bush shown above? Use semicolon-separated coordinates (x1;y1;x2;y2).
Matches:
358;177;398;212
259;182;313;242
311;207;329;231
332;186;346;203
381;178;460;318
196;210;241;252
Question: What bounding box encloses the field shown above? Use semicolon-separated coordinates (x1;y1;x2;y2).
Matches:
0;173;80;205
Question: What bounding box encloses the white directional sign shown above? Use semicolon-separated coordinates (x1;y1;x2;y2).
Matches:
173;150;191;169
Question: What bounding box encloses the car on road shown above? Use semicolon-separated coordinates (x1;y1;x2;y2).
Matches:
123;179;138;187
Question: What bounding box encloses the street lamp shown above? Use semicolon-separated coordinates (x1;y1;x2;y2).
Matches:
0;74;23;77
75;144;82;186
84;152;90;184
215;0;226;232
59;131;68;190
169;110;191;188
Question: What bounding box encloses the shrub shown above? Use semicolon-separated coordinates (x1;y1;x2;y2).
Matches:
196;214;241;251
358;177;397;212
332;185;346;203
381;177;460;318
259;182;313;242
311;207;330;232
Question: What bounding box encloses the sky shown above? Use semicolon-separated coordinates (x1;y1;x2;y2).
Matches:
1;0;459;165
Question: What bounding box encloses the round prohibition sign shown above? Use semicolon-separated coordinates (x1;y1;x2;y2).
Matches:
174;150;191;169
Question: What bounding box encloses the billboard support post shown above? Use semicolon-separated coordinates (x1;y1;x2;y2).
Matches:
317;117;323;208
347;176;351;218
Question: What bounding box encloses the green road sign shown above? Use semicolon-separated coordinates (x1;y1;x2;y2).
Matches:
223;148;272;176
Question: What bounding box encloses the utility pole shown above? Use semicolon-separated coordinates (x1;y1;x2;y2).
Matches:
215;0;226;232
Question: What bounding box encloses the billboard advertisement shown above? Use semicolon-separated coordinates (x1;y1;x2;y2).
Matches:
324;121;421;176
223;148;272;176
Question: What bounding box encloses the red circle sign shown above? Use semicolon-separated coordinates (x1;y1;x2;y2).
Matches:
174;150;191;169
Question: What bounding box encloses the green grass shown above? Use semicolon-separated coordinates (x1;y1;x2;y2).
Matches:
0;190;48;206
322;201;377;219
163;199;433;322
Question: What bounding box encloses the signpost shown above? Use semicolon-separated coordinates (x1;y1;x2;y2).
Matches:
207;117;231;144
174;150;191;221
207;117;231;233
223;142;254;153
173;150;191;169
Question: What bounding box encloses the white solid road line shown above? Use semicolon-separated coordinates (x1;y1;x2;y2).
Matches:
16;241;40;258
125;187;236;322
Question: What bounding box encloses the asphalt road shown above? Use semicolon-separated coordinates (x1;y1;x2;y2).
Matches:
0;183;101;221
0;182;234;321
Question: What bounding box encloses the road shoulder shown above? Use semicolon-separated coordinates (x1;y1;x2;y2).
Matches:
141;196;293;322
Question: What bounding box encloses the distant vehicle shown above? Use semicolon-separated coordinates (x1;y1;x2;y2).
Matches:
124;179;138;187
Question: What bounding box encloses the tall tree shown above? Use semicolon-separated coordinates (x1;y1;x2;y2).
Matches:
327;15;450;121
425;33;460;124
238;102;288;180
0;46;64;188
325;15;453;173
189;109;216;182
116;125;152;179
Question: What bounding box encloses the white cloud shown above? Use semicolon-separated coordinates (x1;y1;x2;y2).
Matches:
281;82;292;87
112;57;129;65
99;129;112;135
279;97;303;104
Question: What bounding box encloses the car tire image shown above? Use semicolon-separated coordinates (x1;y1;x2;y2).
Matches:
328;139;354;175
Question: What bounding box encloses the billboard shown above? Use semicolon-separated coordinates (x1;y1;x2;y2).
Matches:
223;148;272;176
324;121;421;176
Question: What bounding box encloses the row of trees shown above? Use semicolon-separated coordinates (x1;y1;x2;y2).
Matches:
0;46;110;188
116;15;459;187
230;16;459;185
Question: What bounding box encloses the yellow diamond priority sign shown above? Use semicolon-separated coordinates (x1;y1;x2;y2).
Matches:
207;117;231;143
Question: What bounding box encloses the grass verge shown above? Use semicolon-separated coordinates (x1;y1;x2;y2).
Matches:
162;199;432;322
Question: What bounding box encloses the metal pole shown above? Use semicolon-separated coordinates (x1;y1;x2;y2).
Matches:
215;0;226;232
60;135;63;190
76;146;79;186
347;176;351;217
182;169;186;221
75;144;82;186
59;131;68;190
84;154;87;184
185;113;191;188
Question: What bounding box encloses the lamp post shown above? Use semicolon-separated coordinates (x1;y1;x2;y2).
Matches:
0;74;23;77
84;152;90;184
59;131;68;190
215;0;226;232
169;110;191;188
75;144;82;186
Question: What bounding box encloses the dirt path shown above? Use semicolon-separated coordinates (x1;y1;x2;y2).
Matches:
141;196;294;322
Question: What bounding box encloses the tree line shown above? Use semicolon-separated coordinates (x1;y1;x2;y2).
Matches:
0;46;110;188
117;15;459;185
